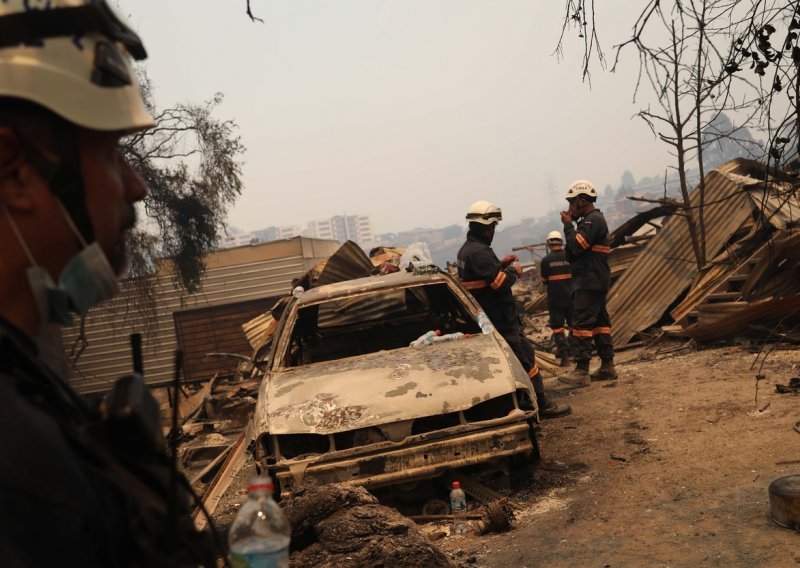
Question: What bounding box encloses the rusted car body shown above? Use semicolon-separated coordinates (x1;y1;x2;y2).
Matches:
253;271;539;496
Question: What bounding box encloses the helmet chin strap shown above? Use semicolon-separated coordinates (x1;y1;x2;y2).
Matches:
49;161;95;244
21;125;95;245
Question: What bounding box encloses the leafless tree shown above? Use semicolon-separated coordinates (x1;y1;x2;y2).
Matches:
246;0;264;23
556;0;606;84
94;69;245;344
560;1;773;268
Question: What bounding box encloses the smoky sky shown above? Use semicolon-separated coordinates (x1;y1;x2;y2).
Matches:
131;1;671;235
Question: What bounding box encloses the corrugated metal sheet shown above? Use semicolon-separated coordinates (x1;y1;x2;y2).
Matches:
740;229;800;298
668;239;757;324
607;159;758;347
242;310;278;351
684;293;800;342
748;187;800;229
174;297;281;382
317;289;408;327
314;240;374;286
608;243;646;278
669;186;799;324
62;237;340;393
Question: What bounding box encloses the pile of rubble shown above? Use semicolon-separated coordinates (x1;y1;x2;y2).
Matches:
283;485;453;568
156;374;260;530
607;159;800;347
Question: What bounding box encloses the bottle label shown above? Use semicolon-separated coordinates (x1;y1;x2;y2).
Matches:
230;548;289;568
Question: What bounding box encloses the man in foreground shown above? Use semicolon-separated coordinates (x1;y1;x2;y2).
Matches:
457;201;571;419
557;181;618;388
0;2;216;565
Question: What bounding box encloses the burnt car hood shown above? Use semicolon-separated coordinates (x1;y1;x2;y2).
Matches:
256;333;530;436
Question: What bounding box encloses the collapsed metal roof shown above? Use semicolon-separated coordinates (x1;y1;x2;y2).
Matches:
607;159;795;347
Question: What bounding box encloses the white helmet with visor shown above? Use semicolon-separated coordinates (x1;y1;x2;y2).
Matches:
466;200;503;225
0;0;154;132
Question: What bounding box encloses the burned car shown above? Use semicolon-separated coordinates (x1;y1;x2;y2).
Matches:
253;270;540;496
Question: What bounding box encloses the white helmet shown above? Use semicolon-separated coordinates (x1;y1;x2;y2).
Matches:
547;231;563;242
466;200;502;225
566;180;598;201
0;0;154;132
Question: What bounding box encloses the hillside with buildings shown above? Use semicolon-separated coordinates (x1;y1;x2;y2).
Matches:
216;166;713;267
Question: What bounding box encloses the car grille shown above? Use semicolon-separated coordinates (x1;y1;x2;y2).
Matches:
271;392;523;460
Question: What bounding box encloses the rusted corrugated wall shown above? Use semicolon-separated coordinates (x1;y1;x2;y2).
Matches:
174;297;282;383
607;160;758;347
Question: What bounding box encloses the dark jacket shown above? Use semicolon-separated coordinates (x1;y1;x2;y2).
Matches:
563;209;612;292
539;249;572;308
457;230;519;332
0;318;214;567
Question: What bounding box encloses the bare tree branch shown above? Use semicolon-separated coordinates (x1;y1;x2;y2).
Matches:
246;0;264;23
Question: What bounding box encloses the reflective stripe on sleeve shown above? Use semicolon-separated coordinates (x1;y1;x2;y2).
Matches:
490;270;507;289
528;364;540;378
548;273;571;281
461;279;488;291
576;233;590;249
592;327;612;335
550;327;566;334
591;245;611;254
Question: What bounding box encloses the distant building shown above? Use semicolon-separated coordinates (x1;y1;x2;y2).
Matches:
220;216;375;250
252;225;301;243
303;218;336;241
303;214;375;246
219;231;254;249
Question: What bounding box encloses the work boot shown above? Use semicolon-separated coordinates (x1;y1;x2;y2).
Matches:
536;392;571;419
557;353;572;367
590;360;618;381
557;363;591;388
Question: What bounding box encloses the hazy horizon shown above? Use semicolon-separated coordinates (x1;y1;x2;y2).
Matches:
132;1;676;236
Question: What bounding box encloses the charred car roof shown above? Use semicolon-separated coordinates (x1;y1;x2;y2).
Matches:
294;271;456;306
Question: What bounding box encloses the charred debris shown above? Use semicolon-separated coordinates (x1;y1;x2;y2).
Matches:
157;157;800;562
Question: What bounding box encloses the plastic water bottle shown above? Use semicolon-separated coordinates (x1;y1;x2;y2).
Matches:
432;332;468;343
410;329;441;347
477;312;495;334
449;481;469;535
229;476;291;568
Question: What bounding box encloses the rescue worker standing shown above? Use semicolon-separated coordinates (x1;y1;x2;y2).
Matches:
539;231;573;366
457;201;571;419
557;181;618;387
0;2;215;565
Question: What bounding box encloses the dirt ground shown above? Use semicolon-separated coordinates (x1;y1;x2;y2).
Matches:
214;339;800;568
436;340;800;568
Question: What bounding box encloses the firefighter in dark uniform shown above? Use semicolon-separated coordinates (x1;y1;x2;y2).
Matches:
557;180;618;387
457;201;571;419
539;230;573;366
0;2;216;565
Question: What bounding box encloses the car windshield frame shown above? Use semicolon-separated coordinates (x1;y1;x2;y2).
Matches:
270;277;481;371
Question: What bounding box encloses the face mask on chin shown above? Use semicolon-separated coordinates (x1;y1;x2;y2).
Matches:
25;265;75;325
3;203;120;326
58;241;120;315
